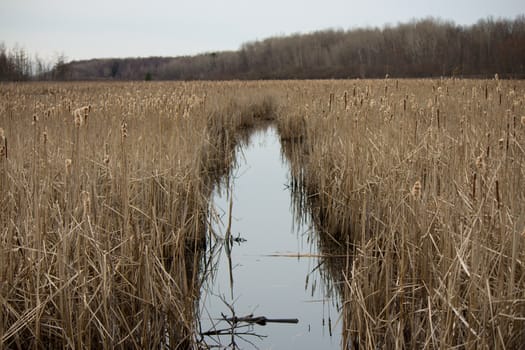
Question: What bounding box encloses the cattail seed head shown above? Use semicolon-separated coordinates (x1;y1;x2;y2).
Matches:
411;180;422;199
0;128;5;159
43;130;48;144
83;105;91;123
103;143;110;165
65;158;72;176
121;121;128;138
476;155;485;171
74;113;82;127
0;128;7;160
80;190;91;215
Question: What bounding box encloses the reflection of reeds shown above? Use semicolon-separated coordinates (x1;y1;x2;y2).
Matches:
197;96;280;348
282;132;349;333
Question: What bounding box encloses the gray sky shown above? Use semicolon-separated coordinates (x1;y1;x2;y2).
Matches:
1;0;524;61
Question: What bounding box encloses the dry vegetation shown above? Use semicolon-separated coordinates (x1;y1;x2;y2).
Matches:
279;78;525;349
1;79;525;349
0;81;276;349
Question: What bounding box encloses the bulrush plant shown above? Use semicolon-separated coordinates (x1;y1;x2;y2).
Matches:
278;79;525;349
0;81;279;349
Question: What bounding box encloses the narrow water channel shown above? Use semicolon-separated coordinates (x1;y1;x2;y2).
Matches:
198;126;342;349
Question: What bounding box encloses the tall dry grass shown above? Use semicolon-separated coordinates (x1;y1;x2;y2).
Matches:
2;79;524;349
0;81;277;349
278;79;525;349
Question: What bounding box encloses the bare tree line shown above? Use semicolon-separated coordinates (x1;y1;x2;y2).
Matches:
167;16;525;79
0;43;70;81
2;16;525;81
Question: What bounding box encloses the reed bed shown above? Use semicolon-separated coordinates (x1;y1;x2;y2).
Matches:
0;81;277;349
278;79;525;349
2;79;524;349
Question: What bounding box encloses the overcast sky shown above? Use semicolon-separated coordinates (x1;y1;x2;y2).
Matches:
1;0;524;61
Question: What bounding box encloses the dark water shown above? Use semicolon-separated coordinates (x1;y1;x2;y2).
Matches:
198;127;342;349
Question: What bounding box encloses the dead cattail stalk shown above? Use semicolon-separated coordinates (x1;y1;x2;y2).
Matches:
472;172;477;199
476;155;485;172
65;158;72;176
0;127;6;159
411;180;422;199
80;190;91;217
120;119;130;254
495;180;501;209
121;121;128;139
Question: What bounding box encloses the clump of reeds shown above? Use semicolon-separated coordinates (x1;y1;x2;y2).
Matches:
277;78;525;349
199;92;278;185
3;79;525;349
72;105;91;126
0;81;285;349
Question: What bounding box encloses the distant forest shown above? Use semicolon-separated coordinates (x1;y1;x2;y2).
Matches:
2;16;525;81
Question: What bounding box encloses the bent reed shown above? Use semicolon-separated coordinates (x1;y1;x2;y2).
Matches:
1;79;525;349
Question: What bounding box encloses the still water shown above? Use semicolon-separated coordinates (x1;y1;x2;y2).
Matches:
198;127;341;349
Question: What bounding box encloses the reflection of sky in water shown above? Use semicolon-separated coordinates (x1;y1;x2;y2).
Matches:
199;127;341;349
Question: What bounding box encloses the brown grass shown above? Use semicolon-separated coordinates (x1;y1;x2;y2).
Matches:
0;81;276;349
1;79;524;349
278;78;525;349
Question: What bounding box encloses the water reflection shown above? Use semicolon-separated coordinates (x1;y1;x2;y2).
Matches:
198;126;343;349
